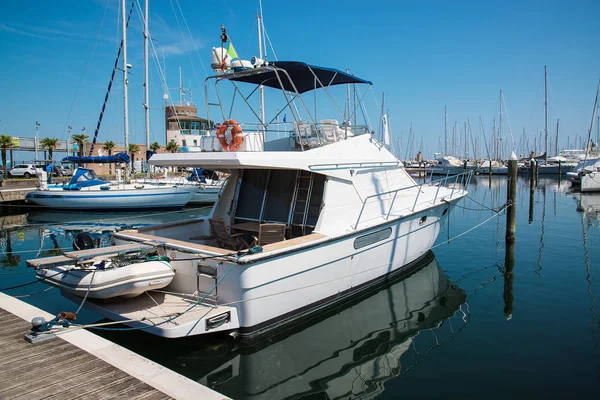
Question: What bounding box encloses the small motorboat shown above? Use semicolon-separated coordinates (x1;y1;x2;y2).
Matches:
36;259;175;299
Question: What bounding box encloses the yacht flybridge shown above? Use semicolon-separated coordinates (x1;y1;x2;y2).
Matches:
29;43;471;339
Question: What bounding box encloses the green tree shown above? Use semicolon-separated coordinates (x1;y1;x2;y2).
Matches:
71;133;89;157
128;143;139;174
40;137;59;163
103;141;116;173
165;140;179;153
149;142;161;152
0;134;13;176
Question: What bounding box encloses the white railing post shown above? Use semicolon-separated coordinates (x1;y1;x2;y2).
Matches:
412;188;421;212
386;191;399;220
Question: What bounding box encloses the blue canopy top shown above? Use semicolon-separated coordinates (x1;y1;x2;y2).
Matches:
225;61;372;94
62;152;130;164
67;168;107;188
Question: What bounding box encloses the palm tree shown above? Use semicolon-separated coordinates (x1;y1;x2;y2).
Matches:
0;134;13;176
103;141;116;174
150;142;161;153
71;133;89;157
128;143;139;174
166;140;179;153
40;137;59;163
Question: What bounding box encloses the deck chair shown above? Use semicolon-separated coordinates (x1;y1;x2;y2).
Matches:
209;218;249;250
253;223;287;246
320;119;340;143
294;121;320;148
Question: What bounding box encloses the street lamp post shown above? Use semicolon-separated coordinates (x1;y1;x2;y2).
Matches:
67;125;72;157
35;121;40;161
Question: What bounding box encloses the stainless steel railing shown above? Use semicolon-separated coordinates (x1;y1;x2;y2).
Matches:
353;170;473;229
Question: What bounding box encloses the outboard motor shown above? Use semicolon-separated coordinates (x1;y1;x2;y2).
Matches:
73;232;96;251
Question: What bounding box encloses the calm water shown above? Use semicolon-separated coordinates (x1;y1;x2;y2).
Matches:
1;176;599;398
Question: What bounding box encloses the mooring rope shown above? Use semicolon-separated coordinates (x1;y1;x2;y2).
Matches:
431;203;510;250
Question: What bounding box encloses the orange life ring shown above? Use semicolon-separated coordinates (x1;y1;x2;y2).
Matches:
216;120;244;152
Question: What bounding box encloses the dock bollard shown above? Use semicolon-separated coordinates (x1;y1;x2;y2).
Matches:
506;152;517;242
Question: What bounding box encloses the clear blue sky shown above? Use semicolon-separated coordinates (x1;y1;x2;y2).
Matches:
0;0;598;160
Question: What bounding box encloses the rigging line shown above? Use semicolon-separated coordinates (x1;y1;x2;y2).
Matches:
262;27;278;61
61;0;112;142
89;0;136;156
170;0;209;99
137;2;185;131
501;94;518;155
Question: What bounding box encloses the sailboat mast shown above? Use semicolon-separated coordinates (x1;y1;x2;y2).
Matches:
444;106;447;155
544;65;548;162
143;0;150;176
555;119;559;156
121;0;129;162
257;2;265;125
499;89;503;160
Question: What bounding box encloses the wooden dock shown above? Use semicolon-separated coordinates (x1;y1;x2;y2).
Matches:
0;292;228;400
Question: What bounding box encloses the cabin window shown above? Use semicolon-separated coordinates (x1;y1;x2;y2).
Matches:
263;170;297;222
236;169;269;220
234;169;326;235
354;227;392;249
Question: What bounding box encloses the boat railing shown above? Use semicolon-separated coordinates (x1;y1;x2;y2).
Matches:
353;170;473;229
235;121;371;151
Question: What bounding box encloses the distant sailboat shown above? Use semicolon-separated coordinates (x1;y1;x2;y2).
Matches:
25;0;195;210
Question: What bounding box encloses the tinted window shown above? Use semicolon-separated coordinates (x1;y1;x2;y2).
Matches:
236;169;269;219
263;170;296;222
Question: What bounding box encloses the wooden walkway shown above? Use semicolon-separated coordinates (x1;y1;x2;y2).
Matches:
0;308;171;399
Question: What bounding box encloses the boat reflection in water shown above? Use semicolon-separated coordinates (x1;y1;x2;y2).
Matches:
115;252;466;399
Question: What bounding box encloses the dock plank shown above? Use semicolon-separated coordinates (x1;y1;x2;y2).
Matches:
0;308;172;400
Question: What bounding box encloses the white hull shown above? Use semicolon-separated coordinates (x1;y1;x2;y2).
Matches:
581;172;600;192
196;253;466;399
429;166;475;175
187;186;221;204
478;166;508;175
26;186;194;209
83;200;455;338
36;260;175;299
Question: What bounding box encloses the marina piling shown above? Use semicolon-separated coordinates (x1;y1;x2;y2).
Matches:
558;160;562;177
503;239;515;320
529;162;535;224
489;160;492;178
506;153;517;242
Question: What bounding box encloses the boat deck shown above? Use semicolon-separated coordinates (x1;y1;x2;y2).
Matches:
77;291;239;337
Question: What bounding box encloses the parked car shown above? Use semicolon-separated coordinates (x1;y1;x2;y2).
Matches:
9;164;44;178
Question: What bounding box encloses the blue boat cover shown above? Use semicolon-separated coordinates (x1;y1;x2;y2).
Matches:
61;152;131;164
187;168;206;183
67;168;107;188
225;61;372;94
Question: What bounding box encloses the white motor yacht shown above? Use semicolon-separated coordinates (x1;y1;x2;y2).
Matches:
28;41;470;339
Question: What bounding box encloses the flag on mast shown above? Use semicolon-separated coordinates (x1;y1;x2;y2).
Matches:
382;114;391;145
227;43;238;60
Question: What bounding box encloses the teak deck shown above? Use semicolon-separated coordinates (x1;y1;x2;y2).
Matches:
0;308;171;400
